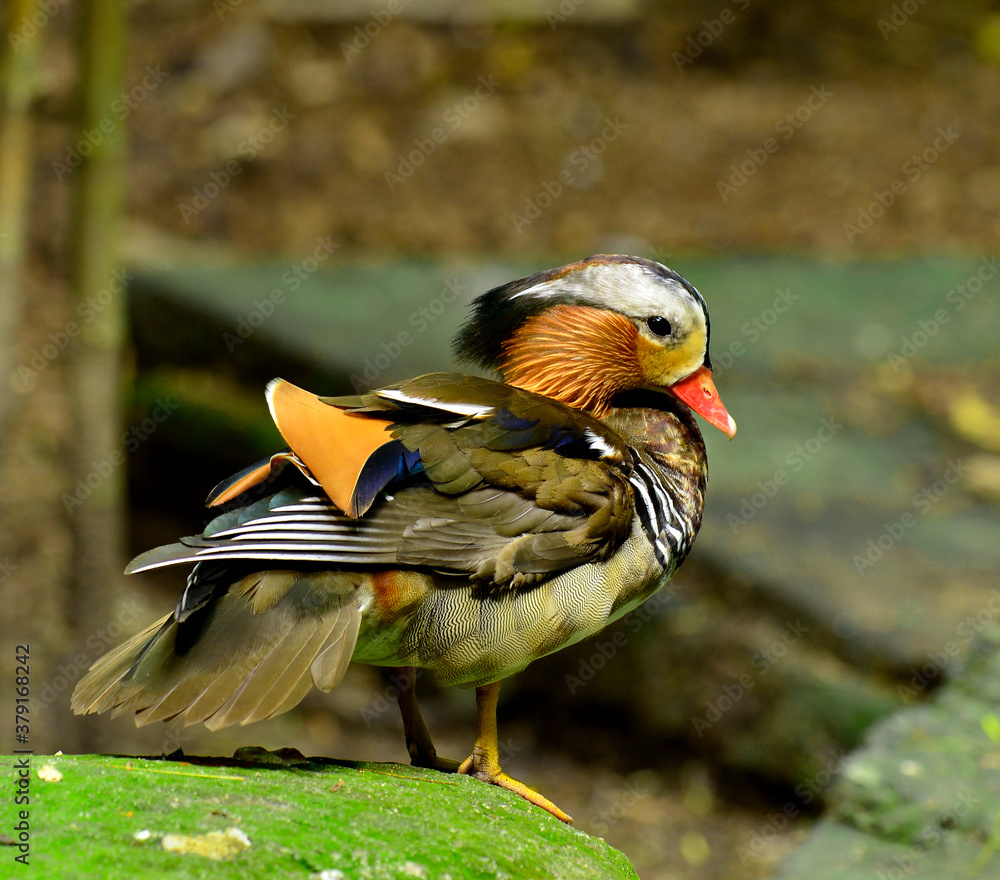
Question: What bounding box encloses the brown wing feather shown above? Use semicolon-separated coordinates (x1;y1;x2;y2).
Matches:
385;420;634;589
124;375;634;595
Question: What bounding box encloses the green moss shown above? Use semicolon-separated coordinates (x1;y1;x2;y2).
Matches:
7;754;638;880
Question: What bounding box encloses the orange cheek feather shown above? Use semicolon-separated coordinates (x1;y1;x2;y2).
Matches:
501;305;642;416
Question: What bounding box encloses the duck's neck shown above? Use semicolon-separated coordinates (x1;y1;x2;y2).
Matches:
603;390;708;534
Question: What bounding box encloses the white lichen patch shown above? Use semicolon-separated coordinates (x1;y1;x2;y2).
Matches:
160;827;252;860
37;764;63;782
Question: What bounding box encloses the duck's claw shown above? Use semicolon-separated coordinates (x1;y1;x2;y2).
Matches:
458;681;573;824
458;753;573;823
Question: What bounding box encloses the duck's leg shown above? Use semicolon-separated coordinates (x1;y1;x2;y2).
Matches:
458;681;573;824
394;666;461;772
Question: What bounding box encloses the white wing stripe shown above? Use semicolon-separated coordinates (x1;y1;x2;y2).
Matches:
584;427;618;459
378;388;493;418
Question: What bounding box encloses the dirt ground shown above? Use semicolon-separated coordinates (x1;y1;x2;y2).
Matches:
32;1;1000;263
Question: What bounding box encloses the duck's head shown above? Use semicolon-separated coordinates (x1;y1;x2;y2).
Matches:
453;254;736;438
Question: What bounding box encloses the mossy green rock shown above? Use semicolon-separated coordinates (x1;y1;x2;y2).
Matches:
5;752;638;880
777;628;1000;878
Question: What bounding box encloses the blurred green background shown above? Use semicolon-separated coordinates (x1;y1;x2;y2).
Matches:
2;1;1000;878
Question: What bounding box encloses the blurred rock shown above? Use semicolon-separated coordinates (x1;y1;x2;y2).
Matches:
778;626;1000;878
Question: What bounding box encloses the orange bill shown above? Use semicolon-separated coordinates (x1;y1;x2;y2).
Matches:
266;379;396;514
668;366;737;439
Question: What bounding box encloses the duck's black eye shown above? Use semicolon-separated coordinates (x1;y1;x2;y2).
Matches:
646;316;672;337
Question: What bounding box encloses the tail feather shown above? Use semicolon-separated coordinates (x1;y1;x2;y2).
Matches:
70;615;173;716
311;609;362;691
205;611;338;729
124;542;203;575
71;569;363;730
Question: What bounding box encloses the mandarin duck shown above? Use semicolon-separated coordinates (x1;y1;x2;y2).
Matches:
72;254;735;823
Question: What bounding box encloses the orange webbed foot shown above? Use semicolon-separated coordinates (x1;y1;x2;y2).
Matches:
458;682;573;824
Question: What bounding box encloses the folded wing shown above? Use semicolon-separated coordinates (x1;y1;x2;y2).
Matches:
129;374;636;592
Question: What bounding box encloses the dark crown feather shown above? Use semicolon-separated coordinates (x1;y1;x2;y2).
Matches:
452;266;563;372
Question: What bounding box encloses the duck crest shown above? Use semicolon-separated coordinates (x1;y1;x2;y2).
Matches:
500;304;642;418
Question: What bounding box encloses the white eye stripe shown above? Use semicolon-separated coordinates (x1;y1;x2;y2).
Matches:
508;263;705;330
509;281;554;300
